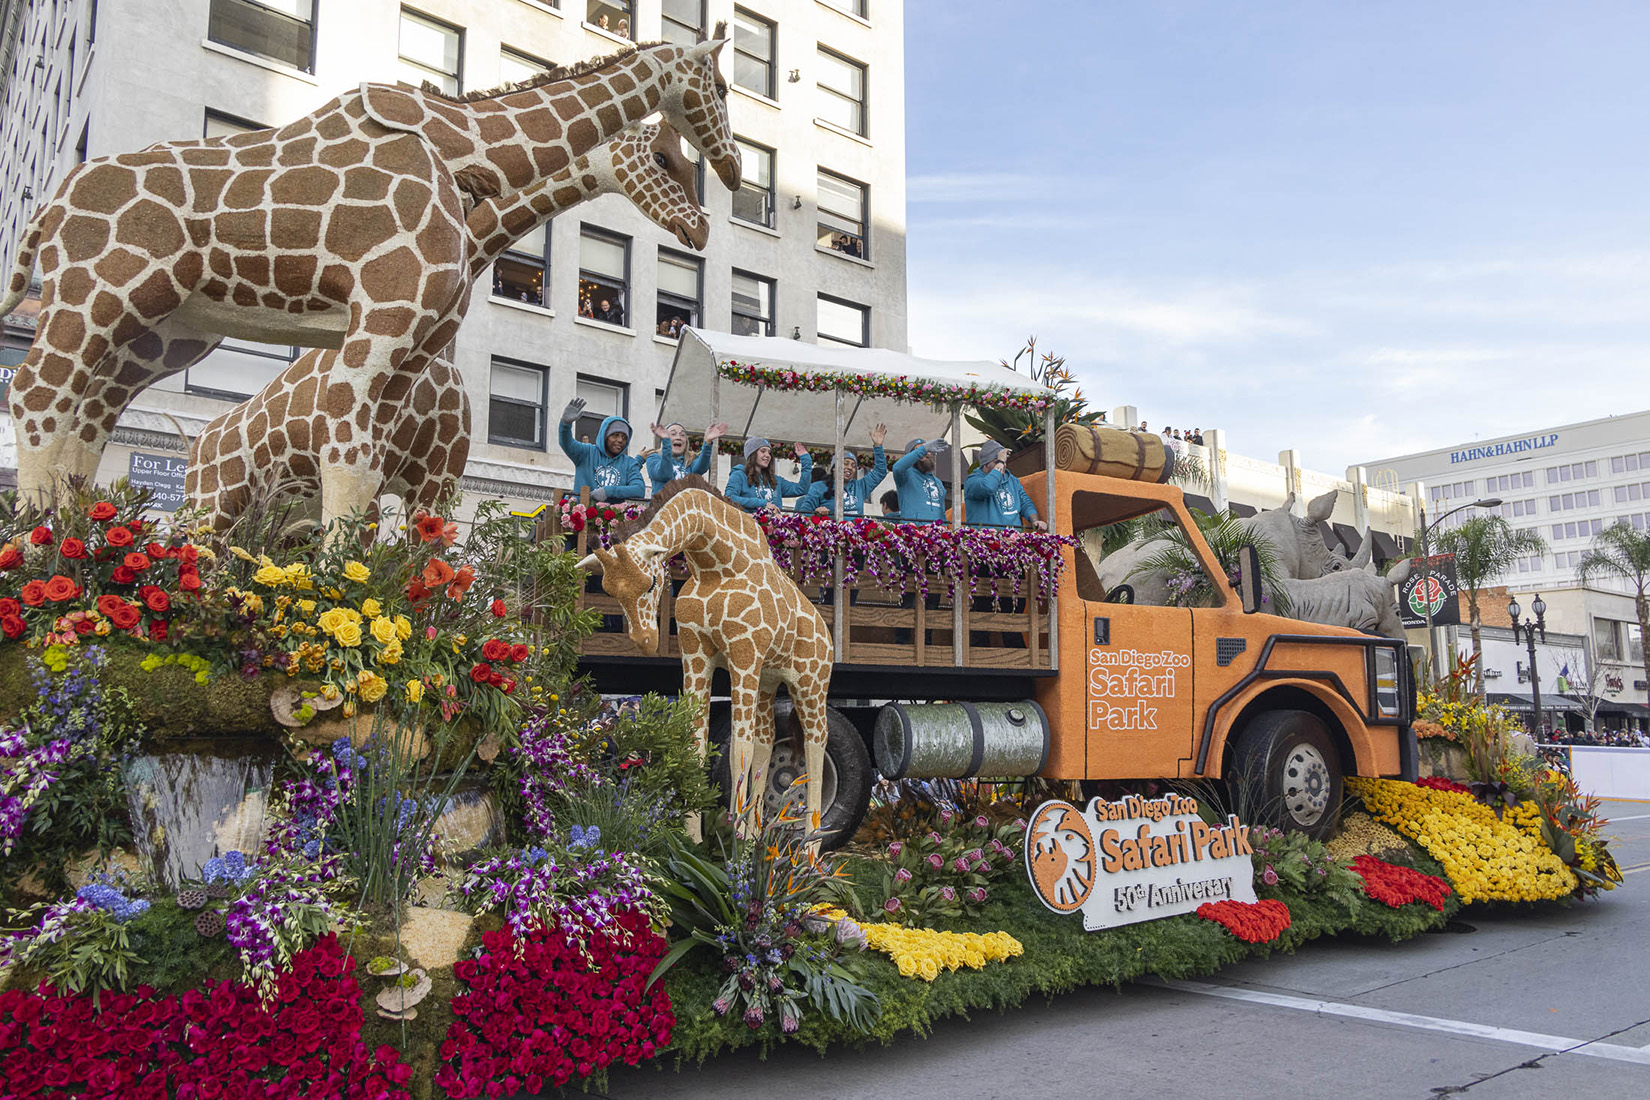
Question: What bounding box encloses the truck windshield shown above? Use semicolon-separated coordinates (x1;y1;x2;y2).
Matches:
1072;499;1225;609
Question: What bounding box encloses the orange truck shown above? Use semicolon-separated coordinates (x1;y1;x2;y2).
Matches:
572;466;1416;845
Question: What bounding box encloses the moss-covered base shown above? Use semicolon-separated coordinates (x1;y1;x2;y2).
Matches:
662;872;1463;1065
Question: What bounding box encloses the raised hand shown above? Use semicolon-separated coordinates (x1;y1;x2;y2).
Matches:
560;398;587;425
705;421;729;442
650;422;670;439
869;422;887;446
793;441;810;459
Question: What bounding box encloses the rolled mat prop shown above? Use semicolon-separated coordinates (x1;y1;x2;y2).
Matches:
1053;423;1175;483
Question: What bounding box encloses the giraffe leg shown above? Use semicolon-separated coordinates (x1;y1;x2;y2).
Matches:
747;684;779;822
792;684;831;859
727;665;763;839
679;636;714;844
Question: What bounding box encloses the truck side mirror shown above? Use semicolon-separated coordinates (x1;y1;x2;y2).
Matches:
1237;544;1263;614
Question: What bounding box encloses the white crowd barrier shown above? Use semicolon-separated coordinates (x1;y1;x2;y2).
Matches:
1545;745;1650;801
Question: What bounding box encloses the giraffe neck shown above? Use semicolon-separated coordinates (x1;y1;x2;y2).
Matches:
463;148;617;279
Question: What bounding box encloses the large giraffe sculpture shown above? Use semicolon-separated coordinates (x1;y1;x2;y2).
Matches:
3;34;739;521
186;121;708;531
577;478;836;848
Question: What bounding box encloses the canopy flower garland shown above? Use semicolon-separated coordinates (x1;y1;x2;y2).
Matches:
715;358;1055;413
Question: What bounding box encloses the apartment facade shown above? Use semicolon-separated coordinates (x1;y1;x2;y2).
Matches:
1363;409;1650;729
0;0;908;508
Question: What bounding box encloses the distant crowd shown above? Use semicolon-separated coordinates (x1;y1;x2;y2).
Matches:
1543;728;1650;748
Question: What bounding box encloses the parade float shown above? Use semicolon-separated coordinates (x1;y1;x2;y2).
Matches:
0;35;1626;1100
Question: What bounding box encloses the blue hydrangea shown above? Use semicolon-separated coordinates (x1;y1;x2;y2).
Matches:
76;882;150;923
522;845;549;865
568;825;601;851
203;849;256;886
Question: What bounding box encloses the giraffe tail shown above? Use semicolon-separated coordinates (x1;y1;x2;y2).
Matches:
0;208;43;319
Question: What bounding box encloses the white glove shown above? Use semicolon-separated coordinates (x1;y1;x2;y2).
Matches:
590;487;608;502
560;398;587;425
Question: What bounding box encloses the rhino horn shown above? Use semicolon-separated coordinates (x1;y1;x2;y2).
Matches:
1350;537;1373;570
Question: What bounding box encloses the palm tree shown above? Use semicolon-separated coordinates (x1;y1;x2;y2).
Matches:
1577;522;1650;712
1129;508;1290;612
1435;516;1548;695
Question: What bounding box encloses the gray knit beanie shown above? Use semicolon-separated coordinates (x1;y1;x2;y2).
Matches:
743;436;770;459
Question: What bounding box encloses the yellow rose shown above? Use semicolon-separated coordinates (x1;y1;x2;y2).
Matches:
405;679;425;703
393;615;412;641
298;599;317;614
370;617;399;645
361;598;382;619
316;608;346;635
284;563;314;590
334;621;363;647
342;560;370;583
378;638;403;665
253;565;286;587
357;670;388;703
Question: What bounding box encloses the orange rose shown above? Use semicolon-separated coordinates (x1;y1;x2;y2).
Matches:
88;501;117;521
43;575;80;602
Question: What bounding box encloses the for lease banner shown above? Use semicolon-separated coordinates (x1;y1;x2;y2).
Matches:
1025;794;1257;931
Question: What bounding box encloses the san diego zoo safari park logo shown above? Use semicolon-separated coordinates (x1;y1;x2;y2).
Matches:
1025;801;1097;912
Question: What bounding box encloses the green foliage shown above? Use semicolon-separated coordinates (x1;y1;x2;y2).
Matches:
1129;508;1291;612
964;338;1103;448
3;898;144;1006
1249;826;1365;912
125;897;238;994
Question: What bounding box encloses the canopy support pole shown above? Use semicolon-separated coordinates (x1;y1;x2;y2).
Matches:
951;403;965;668
1045;405;1059;671
709;364;722;484
833;389;846;661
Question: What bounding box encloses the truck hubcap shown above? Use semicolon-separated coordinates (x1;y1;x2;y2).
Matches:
764;741;839;824
1282;743;1331;826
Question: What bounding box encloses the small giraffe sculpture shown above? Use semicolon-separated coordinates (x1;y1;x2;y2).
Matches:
3;34;739;520
186;121;707;531
577;478;836;847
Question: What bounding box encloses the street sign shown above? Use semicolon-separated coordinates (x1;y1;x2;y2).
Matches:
1399;554;1461;629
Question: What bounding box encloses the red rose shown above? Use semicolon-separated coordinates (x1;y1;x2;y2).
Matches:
59;537;87;558
145;541;170;559
510;643;530;663
487;669;504;687
500;677;516;694
177;570;202;592
123;552;151;572
20;580;46;606
0;598;18;616
491;599;507;617
29;525;51;545
1;614;23;639
104;525;134;548
108;602;141;630
176;545;198;565
149;619;169;642
97;594;125;617
141;587;170;614
73;618;94;635
0;544;21;570
110;566;136;585
469;662;492;683
43;575;79;602
481;638;509;662
88;501;117;521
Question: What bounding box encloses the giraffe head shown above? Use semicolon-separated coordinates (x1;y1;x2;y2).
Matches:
578;541;668;655
654;34;742;191
598;122;709;250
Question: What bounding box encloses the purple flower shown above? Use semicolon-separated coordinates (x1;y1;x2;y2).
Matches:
926;831;942;846
887;841;903;858
952;856;970;874
974;815;990;829
1262;864;1278;886
883;896;902;914
939;886;956;902
894;867;912;883
712;996;730;1016
968;887;987;904
782;1011;799;1034
927;853;944;870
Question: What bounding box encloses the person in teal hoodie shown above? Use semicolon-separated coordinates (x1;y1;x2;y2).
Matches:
557;399;646;502
723;437;814;512
891;436;951;522
964;439;1045;648
800;423;888;516
644;420;727;495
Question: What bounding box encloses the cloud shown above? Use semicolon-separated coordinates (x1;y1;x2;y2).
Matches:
906;172;1068;203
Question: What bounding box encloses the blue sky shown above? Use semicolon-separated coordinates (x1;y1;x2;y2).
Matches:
901;1;1650;471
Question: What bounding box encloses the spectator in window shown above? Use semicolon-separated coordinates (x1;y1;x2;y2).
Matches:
646;420;726;495
724;438;813;512
617;17;630;37
598;13;610;29
892;437;950;522
596;297;624;326
557;399;645;502
844;234;862;258
801;423;888;517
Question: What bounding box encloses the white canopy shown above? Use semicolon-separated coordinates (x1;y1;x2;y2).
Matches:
658;329;1055;449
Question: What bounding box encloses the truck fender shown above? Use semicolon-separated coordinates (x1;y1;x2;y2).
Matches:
1199;678;1378;780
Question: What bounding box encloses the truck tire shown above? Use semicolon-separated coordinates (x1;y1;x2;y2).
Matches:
1230;709;1342;839
709;701;872;850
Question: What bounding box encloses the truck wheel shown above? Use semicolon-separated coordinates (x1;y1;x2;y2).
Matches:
709;701;872;850
1230;710;1342;839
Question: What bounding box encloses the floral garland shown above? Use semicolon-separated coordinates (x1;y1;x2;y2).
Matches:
1348;778;1578;903
857;924;1023;982
1347;856;1453;911
1195;899;1292;944
0;934;410;1099
436;915;674;1098
558;499;647;548
716;358;1054;413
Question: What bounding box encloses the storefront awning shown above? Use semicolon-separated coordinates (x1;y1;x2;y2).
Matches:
1486;692;1584;714
1183;493;1216;514
1598;701;1650;717
1228;501;1257;519
1332;523;1363;555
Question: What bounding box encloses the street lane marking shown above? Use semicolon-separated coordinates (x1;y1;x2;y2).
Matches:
1610;814;1650;822
1620;862;1650;875
1155;979;1650;1066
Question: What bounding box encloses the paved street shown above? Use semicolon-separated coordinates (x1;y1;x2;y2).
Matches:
601;800;1650;1100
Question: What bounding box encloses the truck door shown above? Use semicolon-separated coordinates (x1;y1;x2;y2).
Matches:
1080;600;1197;779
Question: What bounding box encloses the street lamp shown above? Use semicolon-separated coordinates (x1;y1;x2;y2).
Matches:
1508;593;1548;738
1416;496;1503;681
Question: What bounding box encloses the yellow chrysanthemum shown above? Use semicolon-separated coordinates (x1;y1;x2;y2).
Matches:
370;617;399;645
342;560;370;583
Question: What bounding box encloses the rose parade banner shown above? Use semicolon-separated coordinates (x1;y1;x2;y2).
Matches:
1398;554;1461;629
1025;794;1257;930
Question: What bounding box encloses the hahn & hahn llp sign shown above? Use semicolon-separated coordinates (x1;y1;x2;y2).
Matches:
1025;794;1256;930
1449;433;1559;465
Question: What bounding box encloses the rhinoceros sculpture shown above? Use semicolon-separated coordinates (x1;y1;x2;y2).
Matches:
1272;540;1414;639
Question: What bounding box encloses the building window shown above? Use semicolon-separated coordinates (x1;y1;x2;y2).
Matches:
817;294;868;347
733;8;775;97
661;0;704;47
1429;480;1474;502
489;358;549;449
208;0;314;72
1614;482;1648;503
1549;490;1602;513
574;376;627;446
732;270;775;336
731;139;774;228
819;0;868;16
399;9;462;94
816;170;866;258
587;0;633;39
655;249;702;339
492;220;549;307
1546;460;1598;485
498;47;549;86
1610;450;1650;474
1488;471;1534;492
816;47;866;135
578;227;630;327
682;143;707;205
